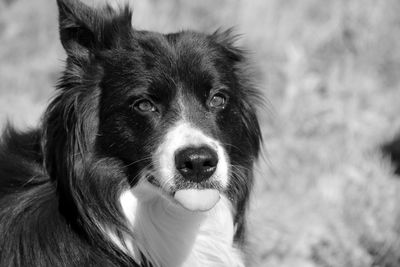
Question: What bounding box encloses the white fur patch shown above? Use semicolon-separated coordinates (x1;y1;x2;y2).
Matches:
117;182;244;267
184;197;245;267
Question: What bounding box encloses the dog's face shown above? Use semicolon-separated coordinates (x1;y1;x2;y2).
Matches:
51;0;261;213
97;32;249;210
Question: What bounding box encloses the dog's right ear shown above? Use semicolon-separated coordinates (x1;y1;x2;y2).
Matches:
57;0;99;57
57;0;132;57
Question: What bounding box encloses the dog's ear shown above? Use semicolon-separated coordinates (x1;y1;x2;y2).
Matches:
211;28;245;62
57;0;132;57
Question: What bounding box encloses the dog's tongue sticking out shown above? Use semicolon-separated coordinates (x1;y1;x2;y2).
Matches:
174;189;220;211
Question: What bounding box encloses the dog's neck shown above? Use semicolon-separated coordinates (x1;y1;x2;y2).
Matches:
115;182;245;267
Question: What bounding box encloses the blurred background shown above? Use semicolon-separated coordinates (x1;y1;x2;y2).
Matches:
1;0;400;266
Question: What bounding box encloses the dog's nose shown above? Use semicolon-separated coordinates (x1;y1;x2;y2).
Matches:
175;146;218;183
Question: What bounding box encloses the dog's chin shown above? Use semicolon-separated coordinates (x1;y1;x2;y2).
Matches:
146;175;221;212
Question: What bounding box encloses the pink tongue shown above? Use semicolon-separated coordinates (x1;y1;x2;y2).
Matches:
174;189;220;211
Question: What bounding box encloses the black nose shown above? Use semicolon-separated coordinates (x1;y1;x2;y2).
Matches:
175;146;219;183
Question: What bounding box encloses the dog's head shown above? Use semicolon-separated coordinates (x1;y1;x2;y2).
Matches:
45;0;262;216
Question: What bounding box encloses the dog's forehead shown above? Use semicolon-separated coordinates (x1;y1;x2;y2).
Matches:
101;31;228;101
159;34;217;74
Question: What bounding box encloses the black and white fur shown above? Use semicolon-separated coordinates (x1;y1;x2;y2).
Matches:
0;0;262;266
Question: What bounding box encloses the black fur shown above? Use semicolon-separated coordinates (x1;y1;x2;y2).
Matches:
0;0;262;266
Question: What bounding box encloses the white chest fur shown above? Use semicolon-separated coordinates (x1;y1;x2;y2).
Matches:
116;184;245;267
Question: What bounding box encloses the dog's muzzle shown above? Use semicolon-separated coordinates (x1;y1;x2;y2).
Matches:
153;122;229;212
173;145;220;211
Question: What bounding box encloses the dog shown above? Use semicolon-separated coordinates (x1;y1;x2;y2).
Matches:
0;0;262;266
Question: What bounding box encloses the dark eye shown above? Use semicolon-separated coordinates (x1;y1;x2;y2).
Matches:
209;93;227;109
133;99;157;113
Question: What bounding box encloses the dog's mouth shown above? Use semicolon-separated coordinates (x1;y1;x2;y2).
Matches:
145;173;222;212
147;175;161;188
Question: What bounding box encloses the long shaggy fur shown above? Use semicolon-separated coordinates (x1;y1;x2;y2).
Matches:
0;0;262;266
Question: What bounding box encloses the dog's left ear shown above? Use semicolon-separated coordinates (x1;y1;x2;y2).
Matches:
57;0;132;58
211;28;245;62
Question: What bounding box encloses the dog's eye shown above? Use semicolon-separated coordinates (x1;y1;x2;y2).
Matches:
134;99;157;113
209;94;227;109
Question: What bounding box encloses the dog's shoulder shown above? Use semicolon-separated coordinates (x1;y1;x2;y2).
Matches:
0;125;135;267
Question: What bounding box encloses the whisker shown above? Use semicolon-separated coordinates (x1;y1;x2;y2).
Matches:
159;175;176;190
122;156;153;168
128;163;153;183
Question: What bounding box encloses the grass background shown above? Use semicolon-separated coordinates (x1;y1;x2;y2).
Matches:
1;0;400;266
